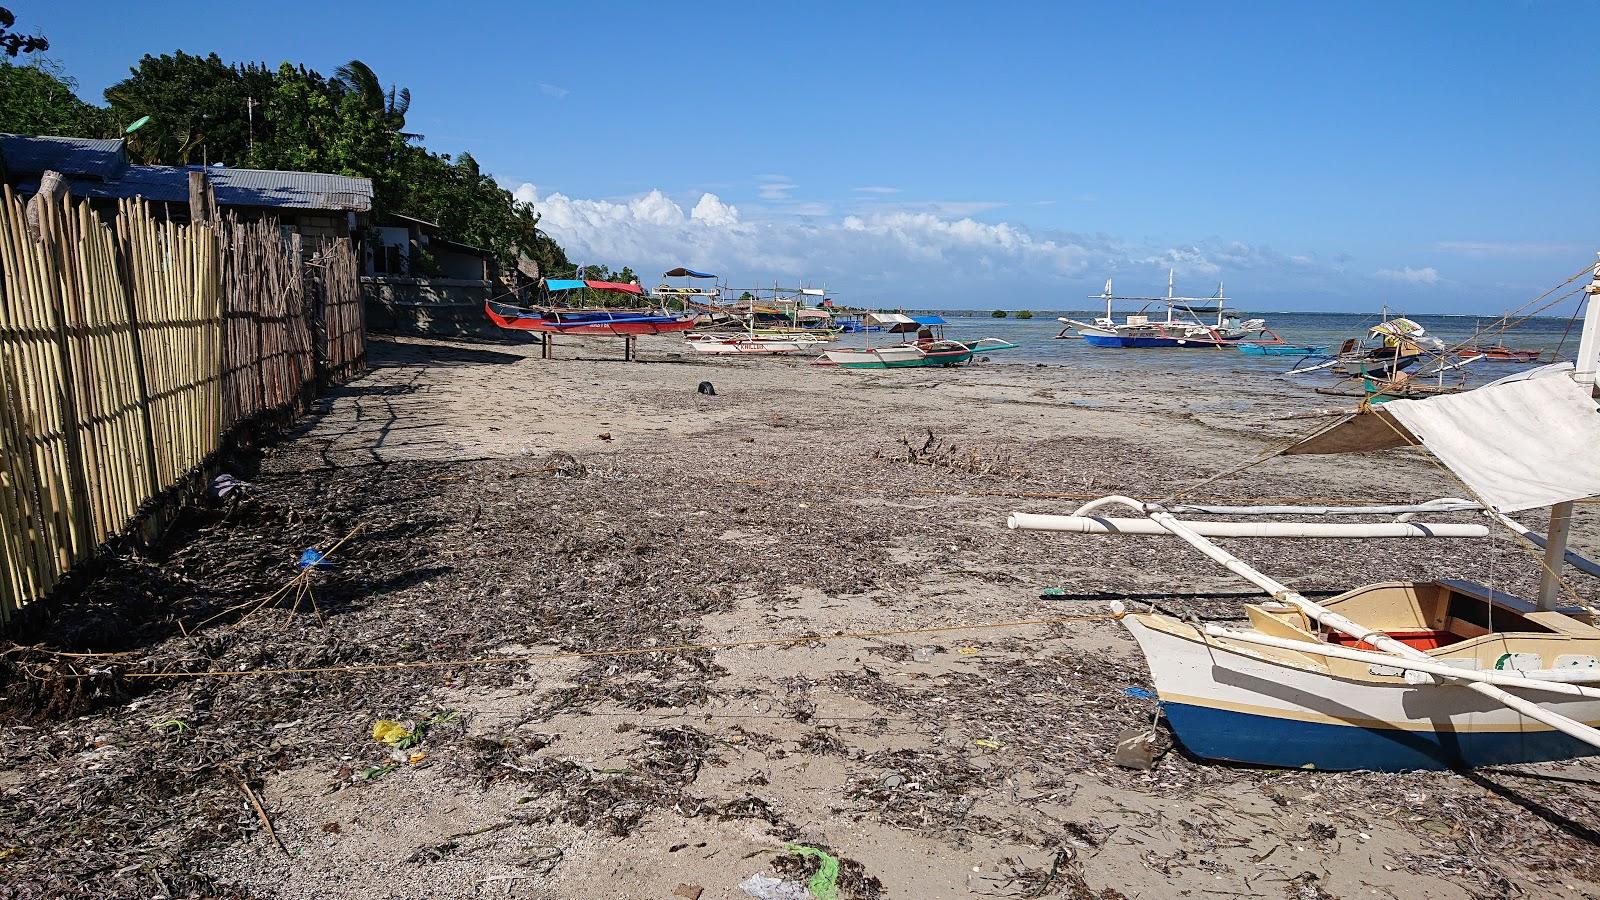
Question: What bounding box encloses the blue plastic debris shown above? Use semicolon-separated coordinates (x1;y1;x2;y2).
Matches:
1123;686;1156;700
297;549;337;570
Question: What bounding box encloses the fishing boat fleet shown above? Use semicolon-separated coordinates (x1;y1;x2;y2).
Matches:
483;266;1549;394
483;267;1020;369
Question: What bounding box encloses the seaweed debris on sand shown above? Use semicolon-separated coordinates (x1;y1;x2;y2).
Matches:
3;335;1600;899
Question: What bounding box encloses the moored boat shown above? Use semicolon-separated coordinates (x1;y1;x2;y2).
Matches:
1059;273;1279;348
1237;342;1327;356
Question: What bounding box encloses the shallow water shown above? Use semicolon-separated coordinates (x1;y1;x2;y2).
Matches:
849;311;1580;389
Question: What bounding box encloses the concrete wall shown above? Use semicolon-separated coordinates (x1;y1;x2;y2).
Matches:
362;276;531;341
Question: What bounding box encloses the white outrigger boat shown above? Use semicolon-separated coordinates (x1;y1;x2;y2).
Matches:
1058;272;1279;348
1012;258;1600;771
821;313;1018;369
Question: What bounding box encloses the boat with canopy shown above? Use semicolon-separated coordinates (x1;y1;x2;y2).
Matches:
484;278;696;335
821;314;1018;369
1008;257;1600;771
1058;273;1280;348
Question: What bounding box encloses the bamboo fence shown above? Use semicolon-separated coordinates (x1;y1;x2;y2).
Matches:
0;191;365;625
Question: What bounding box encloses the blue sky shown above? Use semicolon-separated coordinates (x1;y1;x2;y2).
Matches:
20;1;1600;313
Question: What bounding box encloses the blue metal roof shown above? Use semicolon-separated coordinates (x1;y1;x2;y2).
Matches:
1;134;127;180
911;314;948;325
13;161;373;212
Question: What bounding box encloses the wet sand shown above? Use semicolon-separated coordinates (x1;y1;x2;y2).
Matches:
5;334;1599;899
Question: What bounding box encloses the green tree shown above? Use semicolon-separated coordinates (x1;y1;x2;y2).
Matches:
991;309;1008;318
0;60;115;136
1016;310;1033;319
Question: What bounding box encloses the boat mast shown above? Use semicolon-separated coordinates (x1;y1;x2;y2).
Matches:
1165;269;1176;326
1538;252;1600;608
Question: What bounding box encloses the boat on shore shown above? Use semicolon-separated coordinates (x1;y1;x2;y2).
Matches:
485;279;695;335
684;329;833;355
1007;258;1600;771
821;313;1018;369
1058;273;1280;348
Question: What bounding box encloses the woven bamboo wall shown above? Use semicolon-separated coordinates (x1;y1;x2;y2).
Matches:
0;192;364;625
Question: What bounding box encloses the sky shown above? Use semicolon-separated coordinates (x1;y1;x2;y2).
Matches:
19;1;1600;313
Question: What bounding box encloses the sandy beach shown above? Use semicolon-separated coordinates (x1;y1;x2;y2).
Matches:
6;334;1600;900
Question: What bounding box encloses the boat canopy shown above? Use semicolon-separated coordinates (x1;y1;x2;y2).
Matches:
911;315;948;326
866;313;916;326
663;267;716;278
546;279;645;295
1283;371;1600;513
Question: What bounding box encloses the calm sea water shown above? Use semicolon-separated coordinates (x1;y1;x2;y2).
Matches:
858;311;1582;388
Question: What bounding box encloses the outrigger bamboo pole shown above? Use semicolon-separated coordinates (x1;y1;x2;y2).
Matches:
1016;495;1600;753
1006;512;1486;539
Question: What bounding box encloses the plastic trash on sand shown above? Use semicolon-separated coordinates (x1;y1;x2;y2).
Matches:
372;720;414;746
784;844;841;900
739;874;809;900
1114;724;1170;770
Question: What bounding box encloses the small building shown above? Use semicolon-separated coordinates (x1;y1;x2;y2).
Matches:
0;133;373;242
366;213;494;282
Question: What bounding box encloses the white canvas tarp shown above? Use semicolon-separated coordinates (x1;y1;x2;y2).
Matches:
1283;374;1600;513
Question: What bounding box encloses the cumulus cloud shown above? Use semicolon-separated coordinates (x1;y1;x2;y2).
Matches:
511;182;1339;304
1375;266;1441;285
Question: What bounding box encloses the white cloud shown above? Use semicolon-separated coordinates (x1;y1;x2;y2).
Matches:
853;186;902;194
537;83;569;99
511;181;1338;304
757;178;796;201
1375;266;1441;285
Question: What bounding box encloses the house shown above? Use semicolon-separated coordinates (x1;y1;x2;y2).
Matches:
366;212;495;282
0;133;372;243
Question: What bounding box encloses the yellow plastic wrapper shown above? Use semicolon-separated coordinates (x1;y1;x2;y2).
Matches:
372;719;413;746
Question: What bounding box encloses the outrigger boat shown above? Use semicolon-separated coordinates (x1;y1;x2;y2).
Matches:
1455;322;1543;362
821;314;1017;369
684;328;833;355
485;279;696;335
1058;273;1279;348
1008;259;1600;771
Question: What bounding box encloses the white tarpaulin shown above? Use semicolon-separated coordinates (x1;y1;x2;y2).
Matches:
1284;375;1600;513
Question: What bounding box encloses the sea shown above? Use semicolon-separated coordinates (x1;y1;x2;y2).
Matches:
856;311;1582;388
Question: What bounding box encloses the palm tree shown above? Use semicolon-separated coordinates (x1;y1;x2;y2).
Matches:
332;60;412;134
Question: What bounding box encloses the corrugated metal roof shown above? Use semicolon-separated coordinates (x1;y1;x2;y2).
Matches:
15;164;373;212
1;134;127;180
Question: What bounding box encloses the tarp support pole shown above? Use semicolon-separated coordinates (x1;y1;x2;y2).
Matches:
1539;501;1576;610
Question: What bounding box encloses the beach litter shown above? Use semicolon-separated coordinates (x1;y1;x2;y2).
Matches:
739;874;809;900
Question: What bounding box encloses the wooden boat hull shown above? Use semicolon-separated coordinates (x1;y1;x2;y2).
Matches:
824;345;972;368
1125;613;1600;771
485;301;697;335
685;336;828;354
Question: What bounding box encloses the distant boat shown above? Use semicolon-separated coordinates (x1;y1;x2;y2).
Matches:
1454;320;1544;363
1237;342;1327;357
1057;273;1279;348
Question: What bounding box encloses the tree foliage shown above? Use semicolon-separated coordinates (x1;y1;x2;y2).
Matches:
0;7;47;57
0;60;115;136
7;49;569;272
